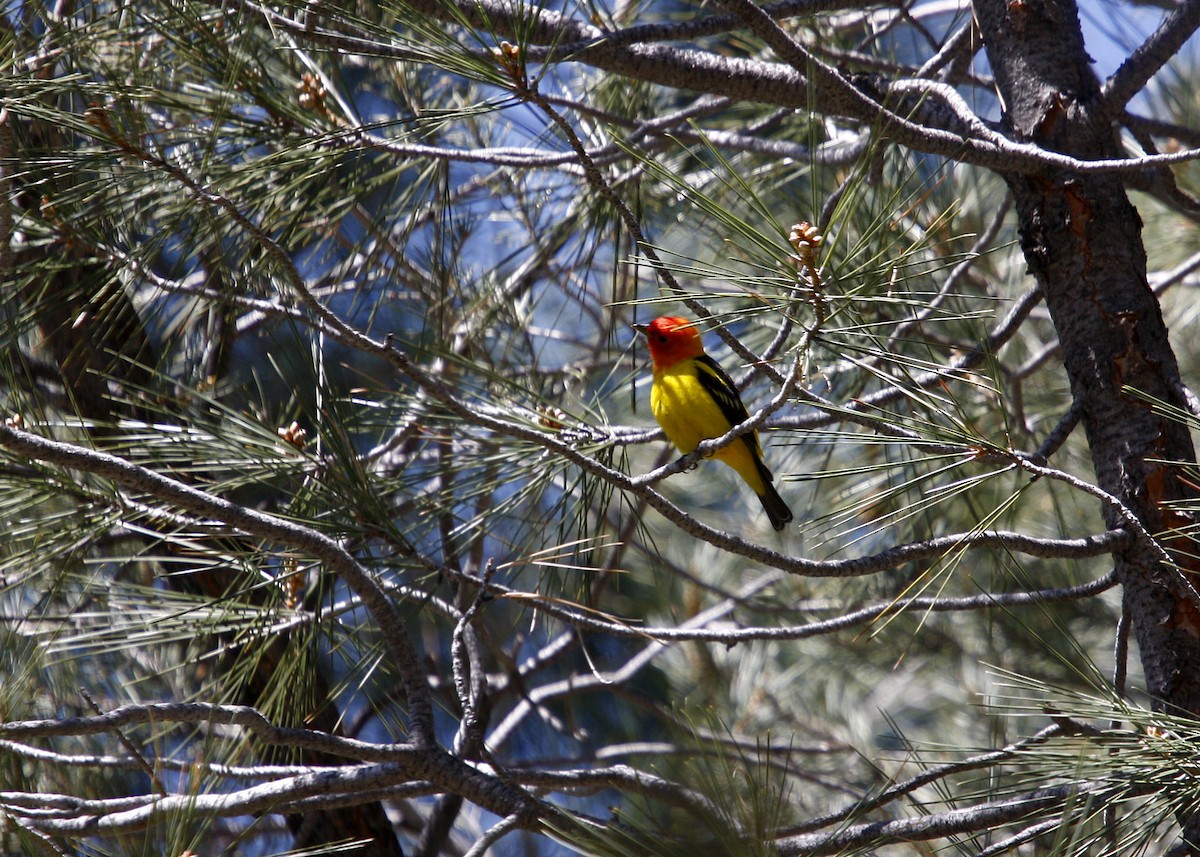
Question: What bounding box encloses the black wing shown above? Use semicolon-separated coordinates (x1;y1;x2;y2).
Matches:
693;354;764;457
693;354;750;427
696;354;785;523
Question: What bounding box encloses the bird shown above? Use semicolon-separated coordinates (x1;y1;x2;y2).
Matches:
633;315;793;531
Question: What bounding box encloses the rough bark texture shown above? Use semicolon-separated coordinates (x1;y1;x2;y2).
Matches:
974;0;1200;843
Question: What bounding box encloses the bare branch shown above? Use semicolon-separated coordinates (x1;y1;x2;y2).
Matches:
1103;0;1200;111
778;780;1115;856
458;565;1118;643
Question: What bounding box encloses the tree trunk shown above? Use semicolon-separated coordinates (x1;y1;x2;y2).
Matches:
974;0;1200;843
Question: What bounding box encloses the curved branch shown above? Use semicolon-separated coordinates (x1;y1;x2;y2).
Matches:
464;566;1118;644
0;423;437;747
0;703;544;834
777;779;1116;856
235;0;1200;177
1;761;509;836
116;252;1130;586
1103;0;1200;111
784;722;1071;837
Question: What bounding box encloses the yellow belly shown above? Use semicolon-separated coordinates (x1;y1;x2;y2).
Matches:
650;365;768;495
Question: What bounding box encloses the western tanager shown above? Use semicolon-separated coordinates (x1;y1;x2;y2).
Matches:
634;315;793;531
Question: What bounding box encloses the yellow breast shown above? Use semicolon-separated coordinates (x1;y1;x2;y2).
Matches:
649;361;769;495
650;363;732;455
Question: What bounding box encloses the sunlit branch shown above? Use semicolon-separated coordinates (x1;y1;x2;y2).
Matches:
778;779;1119;856
785;721;1070;838
0;738;340;778
462;813;523;857
0;705;544;833
0;763;465;836
327;130;594;169
512;765;721;818
1005;451;1200;604
974;818;1066;857
233;0;1200;177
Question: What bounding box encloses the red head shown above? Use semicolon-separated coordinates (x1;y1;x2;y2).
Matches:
634;315;705;370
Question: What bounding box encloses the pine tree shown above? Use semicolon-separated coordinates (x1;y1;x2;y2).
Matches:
3;0;1200;853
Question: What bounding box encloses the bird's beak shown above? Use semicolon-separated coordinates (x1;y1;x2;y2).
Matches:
631;323;649;336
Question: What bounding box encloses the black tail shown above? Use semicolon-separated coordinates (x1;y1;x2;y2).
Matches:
758;481;793;531
752;454;792;530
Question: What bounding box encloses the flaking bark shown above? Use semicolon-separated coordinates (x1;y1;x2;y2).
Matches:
974;0;1200;842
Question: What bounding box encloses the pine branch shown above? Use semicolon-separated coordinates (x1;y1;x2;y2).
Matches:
0;422;438;747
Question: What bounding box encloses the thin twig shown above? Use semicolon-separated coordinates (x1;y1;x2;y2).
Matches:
78;688;166;797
